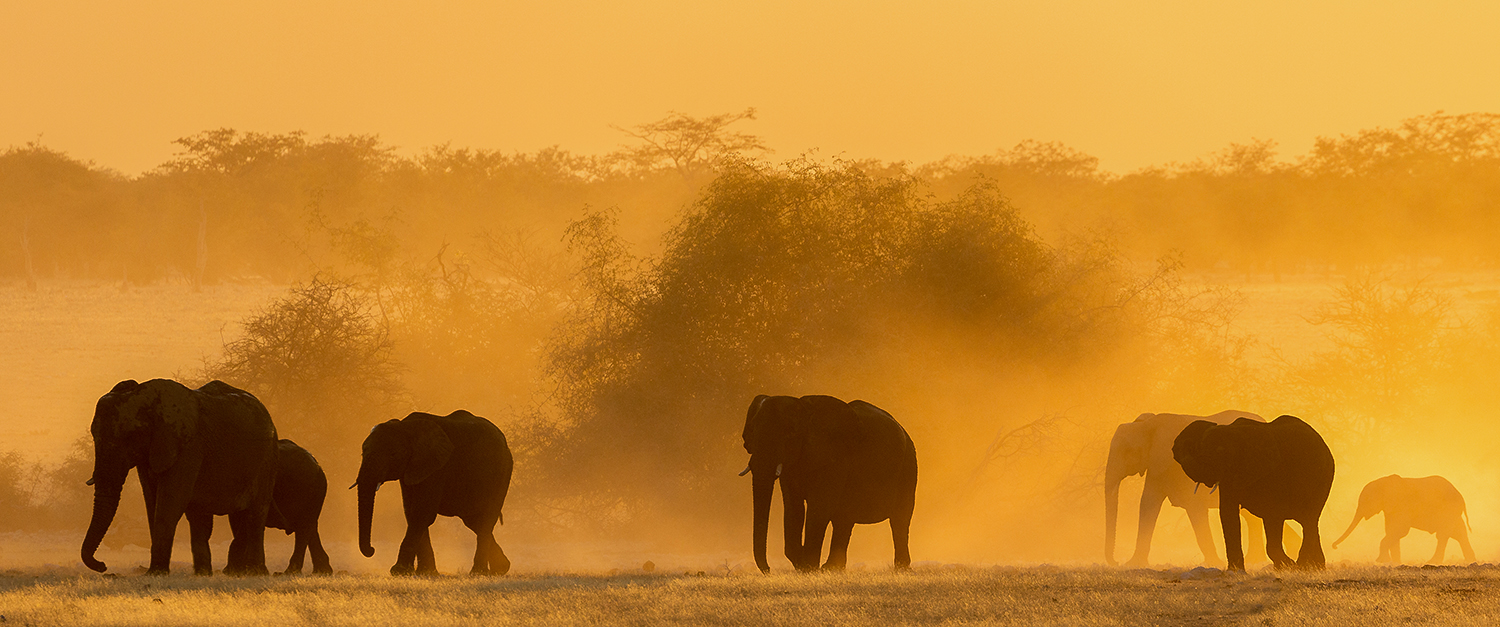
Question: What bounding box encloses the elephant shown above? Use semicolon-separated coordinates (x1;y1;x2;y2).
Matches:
1106;410;1274;567
741;395;918;573
188;439;333;575
80;379;279;576
356;410;513;576
1332;474;1474;564
1172;415;1335;571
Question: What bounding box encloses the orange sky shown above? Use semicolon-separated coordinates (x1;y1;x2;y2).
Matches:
3;1;1499;174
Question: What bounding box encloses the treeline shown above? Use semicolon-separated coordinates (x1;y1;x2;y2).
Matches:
6;112;1500;284
5;112;1500;560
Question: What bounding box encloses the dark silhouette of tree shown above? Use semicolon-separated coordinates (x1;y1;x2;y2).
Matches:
611;108;768;178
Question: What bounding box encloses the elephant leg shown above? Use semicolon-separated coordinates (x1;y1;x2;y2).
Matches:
187;511;215;576
307;528;333;575
416;531;437;574
822;520;855;571
1382;522;1409;564
462;516;502;575
783;494;808;570
1455;524;1476;563
1220;502;1245;572
147;487;191;576
1295;515;1325;569
395;509;437;575
1185;505;1223;568
225;509;270;576
140;476;159;532
285;530;307;575
802;503;834;573
1264;518;1293;568
1431;533;1450;565
890;509;913;570
1125;485;1168;567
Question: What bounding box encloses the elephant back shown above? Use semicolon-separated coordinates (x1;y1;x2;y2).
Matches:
407;410;513;516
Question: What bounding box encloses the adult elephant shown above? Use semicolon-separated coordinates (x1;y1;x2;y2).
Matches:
740;395;918;573
1104;411;1297;567
356;410;513;576
80;379;278;576
185;439;333;575
1332;474;1473;564
1172;415;1335;571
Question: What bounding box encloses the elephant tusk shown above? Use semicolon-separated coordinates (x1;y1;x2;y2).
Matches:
775;464;782;478
349;482;357;489
1193;483;1199;494
739;464;751;477
1210;485;1217;494
85;477;95;486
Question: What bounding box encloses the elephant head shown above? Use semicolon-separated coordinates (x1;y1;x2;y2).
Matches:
80;379;199;573
1332;474;1400;549
1171;418;1278;490
355;417;454;558
741;394;861;573
1103;416;1154;566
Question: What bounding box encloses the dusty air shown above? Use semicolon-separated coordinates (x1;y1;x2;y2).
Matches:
3;2;1500;624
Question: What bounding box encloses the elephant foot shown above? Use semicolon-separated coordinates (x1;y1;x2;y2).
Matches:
193;567;213;577
390;564;417;576
144;567;171;577
1122;557;1149;569
820;562;846;572
224;565;270;577
313;565;334;576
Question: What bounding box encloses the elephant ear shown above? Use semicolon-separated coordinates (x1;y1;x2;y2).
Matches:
742;395;771;453
1215;418;1279;487
405;419;454;485
1171;420;1218;485
1108;422;1152;479
147;382;199;474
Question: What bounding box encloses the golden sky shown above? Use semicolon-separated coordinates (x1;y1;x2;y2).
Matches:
3;1;1499;174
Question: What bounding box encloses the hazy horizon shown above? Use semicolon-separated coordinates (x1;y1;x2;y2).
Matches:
5;1;1500;175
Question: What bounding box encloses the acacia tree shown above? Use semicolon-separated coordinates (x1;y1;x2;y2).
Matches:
202;278;403;462
611;108;768;178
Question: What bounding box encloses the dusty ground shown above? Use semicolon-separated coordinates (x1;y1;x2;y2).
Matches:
0;564;1496;626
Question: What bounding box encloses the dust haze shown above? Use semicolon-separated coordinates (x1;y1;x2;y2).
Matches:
4;109;1500;575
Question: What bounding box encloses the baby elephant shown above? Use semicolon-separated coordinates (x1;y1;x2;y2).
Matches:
1332;474;1473;564
266;439;333;574
187;439;333;574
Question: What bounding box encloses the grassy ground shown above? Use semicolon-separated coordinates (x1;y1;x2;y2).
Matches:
1;565;1497;626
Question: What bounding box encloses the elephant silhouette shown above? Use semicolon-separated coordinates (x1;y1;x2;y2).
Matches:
1332;474;1474;564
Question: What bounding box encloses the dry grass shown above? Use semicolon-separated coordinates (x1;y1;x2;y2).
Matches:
1;565;1498;626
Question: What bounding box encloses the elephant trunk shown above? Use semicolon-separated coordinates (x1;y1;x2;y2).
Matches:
752;470;775;574
1104;475;1122;566
358;481;377;558
1332;495;1377;549
81;465;127;573
1104;449;1137;567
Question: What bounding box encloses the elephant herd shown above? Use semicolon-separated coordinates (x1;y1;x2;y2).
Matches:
79;378;512;576
1108;411;1474;572
71;379;1471;577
